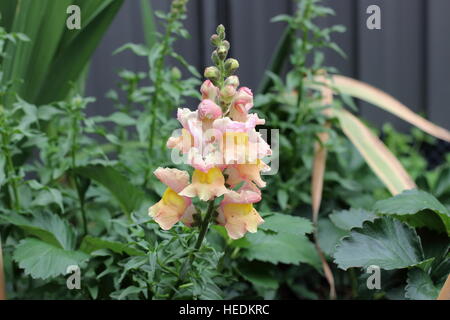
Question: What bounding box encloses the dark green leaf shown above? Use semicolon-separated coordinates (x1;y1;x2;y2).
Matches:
80;236;145;256
333;217;424;270
374;189;450;235
73;165;147;215
405;268;440;300
329;208;377;231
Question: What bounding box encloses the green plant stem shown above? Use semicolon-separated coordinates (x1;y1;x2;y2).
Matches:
148;20;174;157
145;18;176;188
168;200;216;299
295;0;312;126
70;117;88;236
2;139;20;211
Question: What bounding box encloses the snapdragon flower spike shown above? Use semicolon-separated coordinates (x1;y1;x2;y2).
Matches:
150;32;271;239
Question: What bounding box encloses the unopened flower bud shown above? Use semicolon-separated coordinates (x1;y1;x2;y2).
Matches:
200;80;219;100
216;24;225;39
211;50;221;65
224;58;239;75
225;76;240;88
171;67;182;80
198;99;222;120
210;34;220;46
222;40;230;50
204;66;220;80
217;45;228;60
220;85;237;104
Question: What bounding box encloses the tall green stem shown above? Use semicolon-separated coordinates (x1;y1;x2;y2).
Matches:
70;117;88;236
295;0;312;126
2;135;20;211
168;200;216;299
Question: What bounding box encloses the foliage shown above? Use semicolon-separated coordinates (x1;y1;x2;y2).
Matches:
0;0;448;301
0;0;124;105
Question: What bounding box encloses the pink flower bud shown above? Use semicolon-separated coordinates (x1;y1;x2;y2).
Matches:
233;87;253;113
198;99;222;120
200;80;219;100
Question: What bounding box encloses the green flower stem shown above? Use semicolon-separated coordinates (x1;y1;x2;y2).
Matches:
70;116;88;236
1;134;20;211
193;200;215;250
295;0;313;126
169;199;216;299
145;15;177;188
148;17;175;158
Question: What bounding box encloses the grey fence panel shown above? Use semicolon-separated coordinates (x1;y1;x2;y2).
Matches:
427;0;450;129
86;0;449;132
228;0;292;90
357;0;426;131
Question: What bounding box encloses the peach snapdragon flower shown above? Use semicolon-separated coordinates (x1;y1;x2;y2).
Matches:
149;26;271;239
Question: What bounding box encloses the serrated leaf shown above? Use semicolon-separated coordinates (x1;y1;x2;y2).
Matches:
244;231;320;268
329;208;377;231
374;189;450;235
333;217;424;270
405;268;440;300
80;236;145;256
13;238;89;280
1;212;76;250
259;213;313;235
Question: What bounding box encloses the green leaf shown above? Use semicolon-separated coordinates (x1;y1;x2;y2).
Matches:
257;26;293;94
244;231;320;268
36;0;125;104
13;238;89;280
276;190;288;210
405;268;440;300
1;0;124;105
332;108;416;195
259;213;313;235
31;185;64;213
238;261;279;290
73;165;146;215
0;212;76;250
80;236;145;256
374;189;450;235
110;286;145;300
317;219;347;256
333;217;424;270
139;0;157;49
114;43;149;56
329;208;377;231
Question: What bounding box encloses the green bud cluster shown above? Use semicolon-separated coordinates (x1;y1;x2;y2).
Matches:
204;25;240;89
169;0;188;19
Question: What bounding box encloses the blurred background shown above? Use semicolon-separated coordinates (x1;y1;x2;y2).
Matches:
88;0;450;131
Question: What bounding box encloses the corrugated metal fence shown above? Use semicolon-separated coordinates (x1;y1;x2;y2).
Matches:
87;0;450;132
